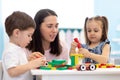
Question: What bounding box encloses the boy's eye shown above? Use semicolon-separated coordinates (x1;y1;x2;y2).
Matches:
55;25;58;28
28;34;31;37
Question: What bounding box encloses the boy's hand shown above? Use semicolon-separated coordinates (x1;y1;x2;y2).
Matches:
28;52;44;61
28;57;47;69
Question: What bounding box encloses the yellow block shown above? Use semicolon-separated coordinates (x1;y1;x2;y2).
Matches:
70;53;84;58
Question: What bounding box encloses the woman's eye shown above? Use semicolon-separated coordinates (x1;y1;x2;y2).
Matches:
48;26;52;28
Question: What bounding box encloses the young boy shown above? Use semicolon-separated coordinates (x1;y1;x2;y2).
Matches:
2;11;46;80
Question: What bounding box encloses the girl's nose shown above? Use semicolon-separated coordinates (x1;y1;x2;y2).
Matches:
91;31;95;34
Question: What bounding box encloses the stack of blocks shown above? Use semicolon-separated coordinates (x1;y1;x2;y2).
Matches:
70;53;84;66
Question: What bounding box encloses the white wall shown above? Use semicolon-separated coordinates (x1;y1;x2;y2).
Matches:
1;0;94;48
1;0;94;28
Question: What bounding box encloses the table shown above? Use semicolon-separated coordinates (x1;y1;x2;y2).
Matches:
31;68;120;80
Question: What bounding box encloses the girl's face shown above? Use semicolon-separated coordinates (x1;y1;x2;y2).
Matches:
86;20;102;44
40;15;58;43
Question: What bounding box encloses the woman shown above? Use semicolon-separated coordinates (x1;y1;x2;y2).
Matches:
27;9;69;62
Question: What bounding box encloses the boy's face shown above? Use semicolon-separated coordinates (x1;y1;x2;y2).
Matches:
17;27;34;48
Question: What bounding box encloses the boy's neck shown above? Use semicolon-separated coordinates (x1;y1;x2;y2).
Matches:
9;37;20;47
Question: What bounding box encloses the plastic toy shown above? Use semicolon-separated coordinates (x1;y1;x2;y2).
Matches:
71;38;96;71
39;38;96;71
74;38;82;48
76;62;96;71
70;38;84;66
40;59;70;70
70;53;83;66
96;63;115;68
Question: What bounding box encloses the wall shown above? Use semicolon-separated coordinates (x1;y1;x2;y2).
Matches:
0;0;4;59
94;0;120;58
0;0;94;59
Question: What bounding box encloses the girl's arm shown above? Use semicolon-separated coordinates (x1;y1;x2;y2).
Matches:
79;44;110;63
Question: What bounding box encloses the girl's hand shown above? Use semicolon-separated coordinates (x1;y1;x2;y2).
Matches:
70;41;78;54
78;48;91;58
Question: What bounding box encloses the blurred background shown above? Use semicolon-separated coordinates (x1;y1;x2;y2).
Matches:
0;0;120;64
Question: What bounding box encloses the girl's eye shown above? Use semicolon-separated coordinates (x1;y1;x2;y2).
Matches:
94;30;99;32
87;30;91;32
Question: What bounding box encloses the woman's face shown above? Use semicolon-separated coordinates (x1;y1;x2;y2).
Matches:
40;15;59;43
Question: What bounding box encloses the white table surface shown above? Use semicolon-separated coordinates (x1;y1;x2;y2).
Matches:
31;68;120;80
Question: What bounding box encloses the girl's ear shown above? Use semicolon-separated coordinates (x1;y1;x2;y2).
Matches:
13;29;20;37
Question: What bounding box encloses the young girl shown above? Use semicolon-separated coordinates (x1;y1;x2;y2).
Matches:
70;16;110;64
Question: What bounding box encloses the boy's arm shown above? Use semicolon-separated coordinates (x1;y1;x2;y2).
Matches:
8;57;46;77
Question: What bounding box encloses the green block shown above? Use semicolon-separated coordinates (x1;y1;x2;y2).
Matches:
40;66;51;70
70;56;75;66
57;66;68;70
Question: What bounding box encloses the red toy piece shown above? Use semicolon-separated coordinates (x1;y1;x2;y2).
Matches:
74;38;82;48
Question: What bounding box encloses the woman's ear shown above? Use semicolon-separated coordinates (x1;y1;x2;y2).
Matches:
13;29;20;37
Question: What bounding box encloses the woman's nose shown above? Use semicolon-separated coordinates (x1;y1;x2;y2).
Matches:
52;27;58;32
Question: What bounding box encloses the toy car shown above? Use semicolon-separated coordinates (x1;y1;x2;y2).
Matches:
77;63;96;71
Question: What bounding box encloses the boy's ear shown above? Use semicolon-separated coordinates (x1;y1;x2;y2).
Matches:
13;29;20;37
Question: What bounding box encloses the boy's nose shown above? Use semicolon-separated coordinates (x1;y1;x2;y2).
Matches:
30;37;32;41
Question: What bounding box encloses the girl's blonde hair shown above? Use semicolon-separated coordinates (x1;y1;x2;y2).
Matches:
84;16;108;44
